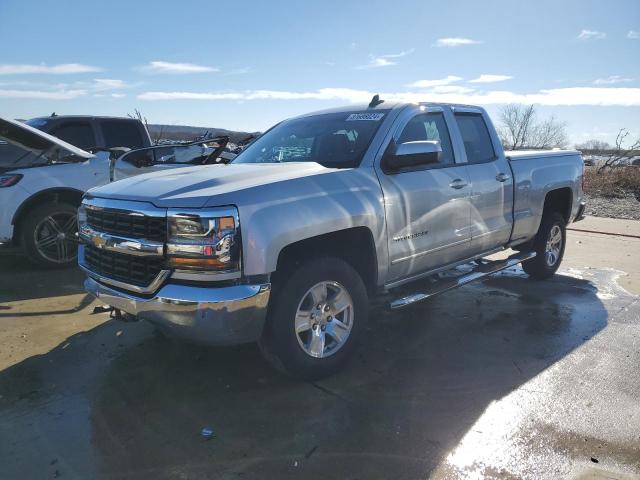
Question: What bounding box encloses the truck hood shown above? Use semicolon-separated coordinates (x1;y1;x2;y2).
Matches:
88;162;336;208
0;116;93;172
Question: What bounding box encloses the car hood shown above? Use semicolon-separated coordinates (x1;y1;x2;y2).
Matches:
88;162;337;208
0;116;93;159
0;116;93;172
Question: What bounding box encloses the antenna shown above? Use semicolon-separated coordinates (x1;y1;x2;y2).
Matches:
369;94;384;108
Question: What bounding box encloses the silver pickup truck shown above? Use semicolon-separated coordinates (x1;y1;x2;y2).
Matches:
78;99;585;379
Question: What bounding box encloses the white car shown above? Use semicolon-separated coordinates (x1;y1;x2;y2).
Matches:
0;116;150;267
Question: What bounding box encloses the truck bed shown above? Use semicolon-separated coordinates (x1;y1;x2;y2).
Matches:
506;149;584;245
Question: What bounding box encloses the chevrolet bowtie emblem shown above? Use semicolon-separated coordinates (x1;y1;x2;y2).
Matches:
92;235;107;249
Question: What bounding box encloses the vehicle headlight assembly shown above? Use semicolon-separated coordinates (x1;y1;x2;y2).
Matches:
166;207;241;277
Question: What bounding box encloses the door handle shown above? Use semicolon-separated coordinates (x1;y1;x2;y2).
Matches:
449;179;468;189
496;173;510;182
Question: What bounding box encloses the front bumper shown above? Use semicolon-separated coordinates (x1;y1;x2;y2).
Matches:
85;276;271;345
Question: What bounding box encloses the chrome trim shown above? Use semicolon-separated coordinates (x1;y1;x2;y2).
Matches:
83;196;166;218
390;251;536;308
79;261;171;295
171;269;241;282
79;224;164;257
84;276;271;345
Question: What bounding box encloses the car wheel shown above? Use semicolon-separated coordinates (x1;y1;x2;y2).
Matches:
522;211;566;280
21;202;78;268
259;257;368;380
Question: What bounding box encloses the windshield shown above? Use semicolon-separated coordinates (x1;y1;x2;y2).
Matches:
232;111;389;168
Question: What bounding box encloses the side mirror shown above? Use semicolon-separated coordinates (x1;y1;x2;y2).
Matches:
383;140;442;172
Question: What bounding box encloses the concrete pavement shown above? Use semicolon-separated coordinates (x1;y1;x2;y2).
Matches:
0;216;638;479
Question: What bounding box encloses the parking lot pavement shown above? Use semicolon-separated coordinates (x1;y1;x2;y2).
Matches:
0;219;639;479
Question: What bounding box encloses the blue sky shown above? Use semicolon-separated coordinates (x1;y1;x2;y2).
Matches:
0;0;638;144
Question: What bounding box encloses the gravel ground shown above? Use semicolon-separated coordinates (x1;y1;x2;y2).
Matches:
584;193;640;220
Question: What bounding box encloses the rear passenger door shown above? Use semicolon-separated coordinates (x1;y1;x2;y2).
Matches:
377;106;472;282
453;109;513;252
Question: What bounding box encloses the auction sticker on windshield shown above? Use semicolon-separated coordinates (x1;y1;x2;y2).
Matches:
346;113;385;121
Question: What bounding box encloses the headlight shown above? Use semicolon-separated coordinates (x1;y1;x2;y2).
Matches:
166;207;241;275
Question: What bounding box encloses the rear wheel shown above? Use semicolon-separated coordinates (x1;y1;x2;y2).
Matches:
259;257;368;379
522;211;566;280
21;202;78;268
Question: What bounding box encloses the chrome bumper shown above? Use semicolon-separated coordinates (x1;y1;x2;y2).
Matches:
85;276;271;345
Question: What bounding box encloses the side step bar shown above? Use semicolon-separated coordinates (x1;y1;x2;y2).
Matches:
389;251;536;309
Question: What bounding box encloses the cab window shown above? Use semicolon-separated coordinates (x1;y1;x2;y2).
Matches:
397;113;454;165
454;113;496;163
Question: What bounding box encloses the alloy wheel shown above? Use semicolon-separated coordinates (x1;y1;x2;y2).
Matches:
294;281;354;358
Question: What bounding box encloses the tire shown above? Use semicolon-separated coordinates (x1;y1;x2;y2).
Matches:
259;257;368;380
21;202;78;268
522;211;566;280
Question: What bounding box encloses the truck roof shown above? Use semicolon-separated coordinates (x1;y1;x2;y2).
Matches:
294;101;487;118
29;115;142;122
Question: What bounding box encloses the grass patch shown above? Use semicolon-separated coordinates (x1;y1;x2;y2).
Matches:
584;167;640;199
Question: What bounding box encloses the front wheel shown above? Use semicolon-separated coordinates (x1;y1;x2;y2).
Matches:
259;257;368;380
21;202;78;268
522;211;566;280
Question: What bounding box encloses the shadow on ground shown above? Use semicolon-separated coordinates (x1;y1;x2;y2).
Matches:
0;255;85;303
0;268;622;479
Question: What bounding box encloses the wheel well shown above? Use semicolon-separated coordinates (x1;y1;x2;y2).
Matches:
12;188;83;245
543;188;572;223
274;227;378;295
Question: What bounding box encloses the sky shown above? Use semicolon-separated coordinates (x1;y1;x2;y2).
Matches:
0;0;639;145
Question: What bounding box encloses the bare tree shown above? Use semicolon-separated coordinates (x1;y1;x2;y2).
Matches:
497;104;568;150
128;108;164;145
596;128;640;172
575;139;612;153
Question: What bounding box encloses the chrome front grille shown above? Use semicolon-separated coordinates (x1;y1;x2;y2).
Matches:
79;197;169;293
84;244;164;287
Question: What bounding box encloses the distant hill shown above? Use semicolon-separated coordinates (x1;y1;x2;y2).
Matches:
147;124;260;144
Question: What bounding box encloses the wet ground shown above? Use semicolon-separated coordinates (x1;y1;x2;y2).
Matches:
0;223;639;479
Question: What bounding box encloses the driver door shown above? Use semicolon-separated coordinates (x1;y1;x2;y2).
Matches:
376;107;472;283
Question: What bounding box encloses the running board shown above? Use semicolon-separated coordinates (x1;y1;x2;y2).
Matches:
389;251;536;309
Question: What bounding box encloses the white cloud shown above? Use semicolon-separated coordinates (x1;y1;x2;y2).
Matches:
577;29;606;40
0;89;87;99
406;76;463;88
469;74;513;83
628;30;640;39
593;75;633;85
92;78;129;90
435;38;481;47
141;61;219;74
379;49;415;59
138;86;640;106
356;57;396;69
355;49;414;69
0;63;103;75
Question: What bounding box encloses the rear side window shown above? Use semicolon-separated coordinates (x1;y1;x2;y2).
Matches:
454;113;496;163
101;120;145;149
50;122;96;150
397;112;455;165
